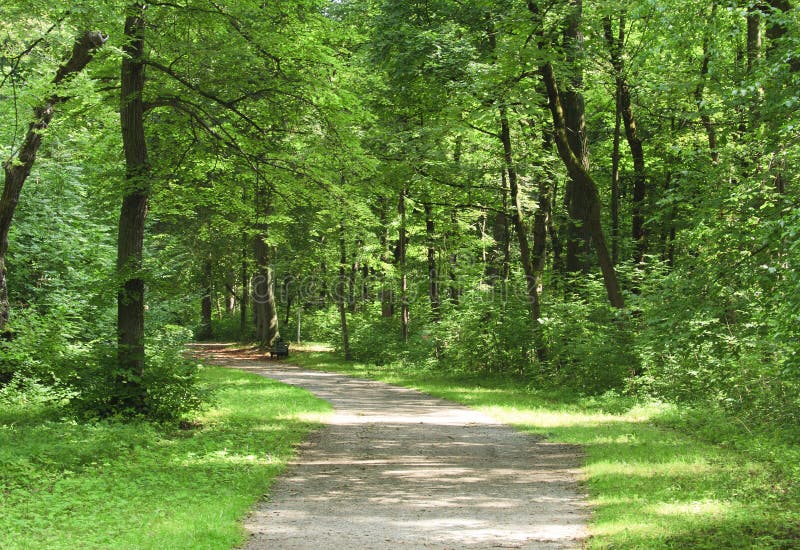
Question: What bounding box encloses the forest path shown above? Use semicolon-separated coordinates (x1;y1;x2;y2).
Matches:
191;344;589;549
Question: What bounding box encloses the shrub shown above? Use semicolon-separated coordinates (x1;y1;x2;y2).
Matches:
70;325;211;422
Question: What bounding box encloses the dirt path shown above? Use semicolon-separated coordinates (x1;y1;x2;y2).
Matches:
193;345;589;549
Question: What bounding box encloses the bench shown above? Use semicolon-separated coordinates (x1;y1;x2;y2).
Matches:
270;340;290;359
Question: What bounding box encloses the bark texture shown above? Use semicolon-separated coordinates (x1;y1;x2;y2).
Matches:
424;203;441;321
117;6;150;405
338;221;351;359
539;62;625;309
252;178;279;348
398;186;409;343
561;0;592;273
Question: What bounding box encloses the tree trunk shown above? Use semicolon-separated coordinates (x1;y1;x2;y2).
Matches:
761;0;797;195
399;185;409;343
604;13;647;265
338;221;351;359
424;203;441;321
0;31;105;332
562;0;592;274
763;0;799;72
253;245;279;348
499;107;546;361
539;61;625;309
198;253;213;340
252;183;279;348
448;140;462;304
611;88;622;265
448;210;460;305
283;275;293;325
378;197;394;317
349;240;360;313
695;4;720;162
240;236;249;337
117;7;150;408
532;178;550;288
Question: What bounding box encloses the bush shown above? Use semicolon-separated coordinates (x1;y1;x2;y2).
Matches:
0;307;90;388
434;288;532;375
0;373;76;410
70;325;211;422
539;296;635;394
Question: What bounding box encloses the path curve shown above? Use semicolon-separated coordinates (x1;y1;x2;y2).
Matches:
194;345;589;549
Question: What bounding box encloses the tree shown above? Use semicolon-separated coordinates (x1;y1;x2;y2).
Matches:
0;30;106;332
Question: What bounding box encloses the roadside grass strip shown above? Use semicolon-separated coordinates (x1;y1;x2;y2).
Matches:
0;365;331;549
293;350;800;549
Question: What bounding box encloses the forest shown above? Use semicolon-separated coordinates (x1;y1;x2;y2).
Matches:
2;0;799;548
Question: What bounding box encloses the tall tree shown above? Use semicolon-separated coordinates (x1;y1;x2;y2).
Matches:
0;30;106;331
116;3;150;407
604;12;648;264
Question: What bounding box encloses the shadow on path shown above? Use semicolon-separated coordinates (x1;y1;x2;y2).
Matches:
191;344;589;549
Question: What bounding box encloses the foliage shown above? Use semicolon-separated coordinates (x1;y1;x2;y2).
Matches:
69;326;209;422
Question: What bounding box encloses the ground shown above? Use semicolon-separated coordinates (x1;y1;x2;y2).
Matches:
194;345;590;549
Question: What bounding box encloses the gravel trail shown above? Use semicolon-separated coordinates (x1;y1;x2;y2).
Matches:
194;345;589;549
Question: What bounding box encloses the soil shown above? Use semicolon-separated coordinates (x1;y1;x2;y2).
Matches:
192;344;590;549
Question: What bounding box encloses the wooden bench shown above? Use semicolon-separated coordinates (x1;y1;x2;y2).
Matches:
270;340;290;359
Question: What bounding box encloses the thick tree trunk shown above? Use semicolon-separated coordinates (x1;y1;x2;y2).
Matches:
532;176;550;286
485;172;511;284
499;107;546;361
761;0;797;195
253;241;279;348
378;197;394;317
348;241;360;313
562;0;592;274
0;31;105;331
225;271;236;315
447;210;460;306
240;237;249;336
338;222;351;359
448;140;462;305
283;275;293;325
763;0;799;71
611;90;622;265
539;62;625;309
117;7;150;407
252;184;279;348
547;181;564;277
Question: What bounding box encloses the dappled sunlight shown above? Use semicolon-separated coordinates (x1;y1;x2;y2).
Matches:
587;459;717;478
276;411;330;424
210;357;592;548
178;449;281;467
651;499;729;517
590;518;665;539
481;405;645;429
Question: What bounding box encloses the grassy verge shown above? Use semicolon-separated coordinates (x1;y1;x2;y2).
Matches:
0;364;331;549
291;350;800;549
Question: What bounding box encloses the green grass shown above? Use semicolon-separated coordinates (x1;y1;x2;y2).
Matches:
0;365;331;549
291;350;800;549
